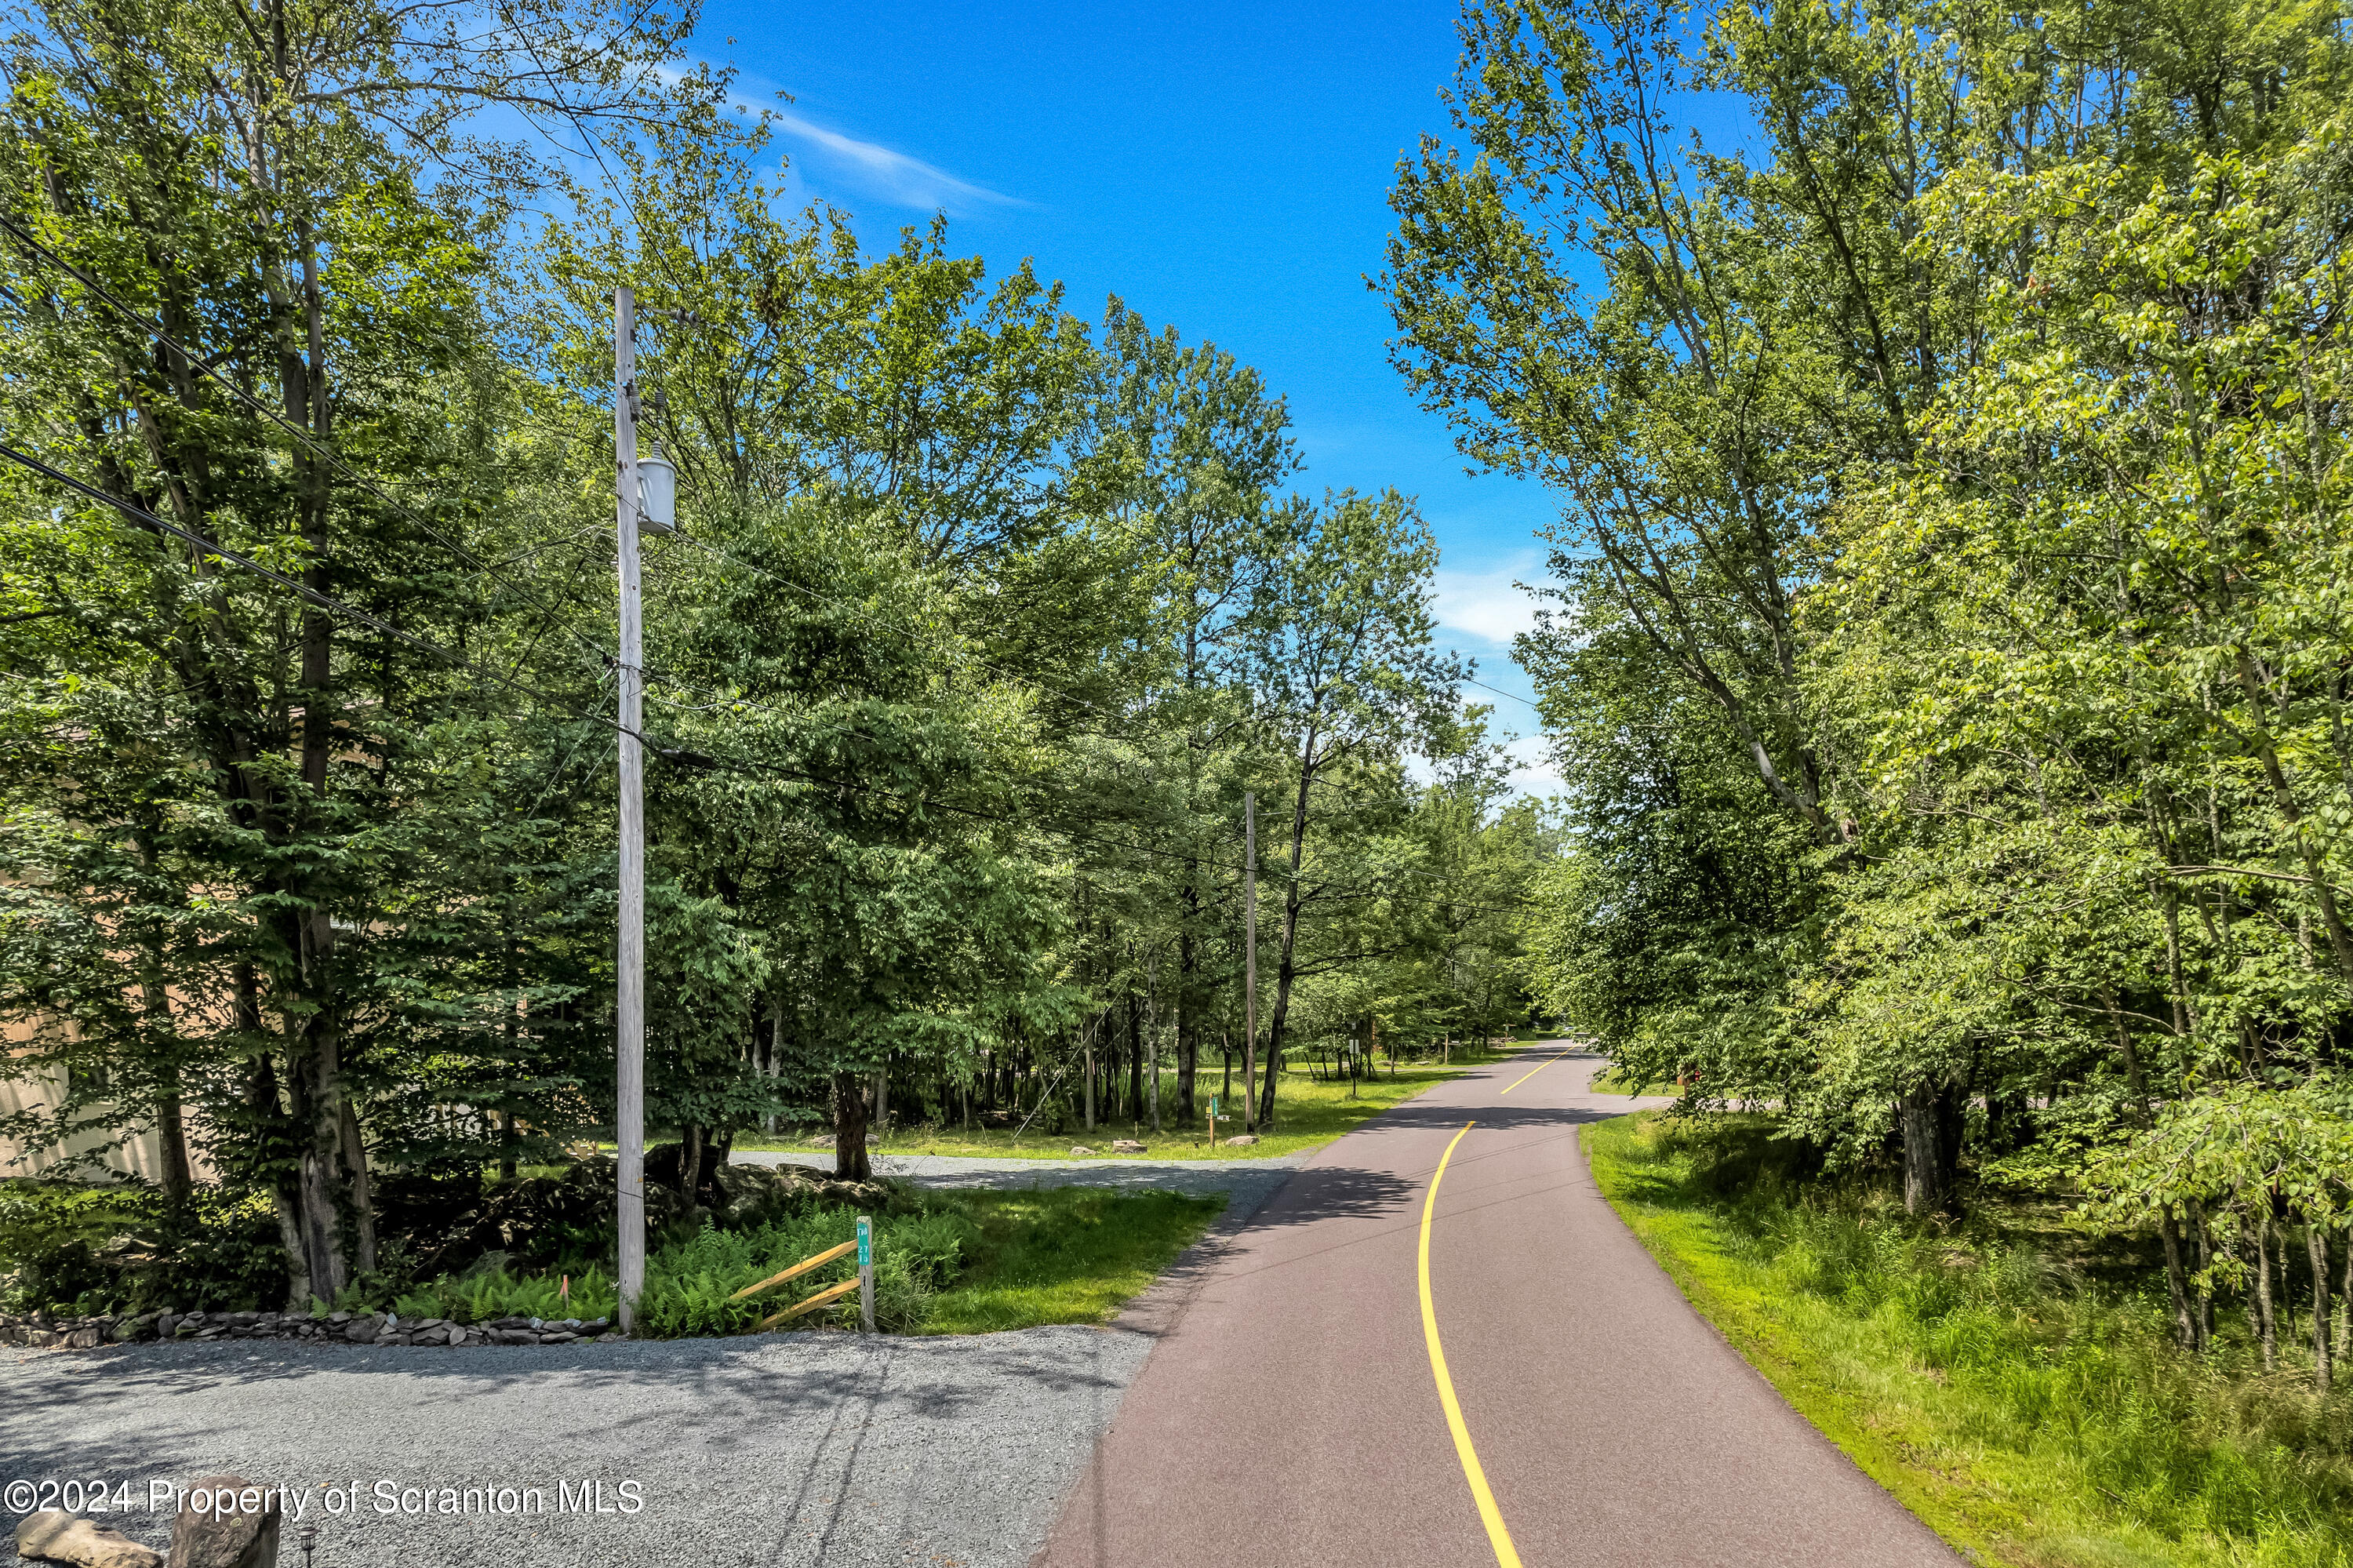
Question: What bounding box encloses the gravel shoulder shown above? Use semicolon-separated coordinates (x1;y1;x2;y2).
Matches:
2;1158;1300;1568
1;1325;1149;1568
732;1148;1300;1212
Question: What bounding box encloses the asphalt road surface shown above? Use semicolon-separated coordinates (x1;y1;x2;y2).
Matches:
1037;1048;1962;1568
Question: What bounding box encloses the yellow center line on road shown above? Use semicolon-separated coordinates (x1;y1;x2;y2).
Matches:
1498;1051;1573;1096
1418;1120;1525;1568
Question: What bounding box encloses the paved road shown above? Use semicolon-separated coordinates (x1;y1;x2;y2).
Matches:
1037;1049;1961;1568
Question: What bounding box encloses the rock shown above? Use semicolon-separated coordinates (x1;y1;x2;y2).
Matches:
1223;1134;1260;1147
595;1331;621;1343
327;1312;351;1324
169;1474;278;1568
66;1327;102;1348
1111;1140;1148;1154
156;1315;178;1339
1068;1145;1098;1156
541;1331;578;1344
341;1316;381;1344
806;1133;833;1145
15;1509;163;1568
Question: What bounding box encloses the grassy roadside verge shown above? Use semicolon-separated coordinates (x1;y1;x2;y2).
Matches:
377;1185;1223;1338
5;1178;1223;1339
732;1045;1522;1164
1583;1111;2353;1568
919;1188;1222;1333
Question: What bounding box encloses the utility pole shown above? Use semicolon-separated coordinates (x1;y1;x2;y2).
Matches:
613;285;645;1337
1242;791;1257;1133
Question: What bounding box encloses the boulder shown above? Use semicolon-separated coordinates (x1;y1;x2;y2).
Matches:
168;1475;278;1568
1068;1145;1098;1156
16;1512;162;1568
1224;1134;1260;1147
1111;1140;1148;1154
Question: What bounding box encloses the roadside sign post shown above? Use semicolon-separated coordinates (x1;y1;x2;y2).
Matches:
1208;1095;1218;1148
857;1215;875;1333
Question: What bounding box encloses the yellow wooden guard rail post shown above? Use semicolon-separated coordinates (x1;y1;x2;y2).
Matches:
727;1239;858;1304
755;1277;862;1331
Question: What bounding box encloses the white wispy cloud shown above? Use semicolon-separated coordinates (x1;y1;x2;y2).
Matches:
653;63;1022;216
768;107;1023;215
1431;558;1544;646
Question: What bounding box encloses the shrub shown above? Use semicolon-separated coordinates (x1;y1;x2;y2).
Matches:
387;1202;977;1337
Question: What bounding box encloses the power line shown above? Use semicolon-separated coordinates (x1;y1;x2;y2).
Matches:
1462;673;1544;713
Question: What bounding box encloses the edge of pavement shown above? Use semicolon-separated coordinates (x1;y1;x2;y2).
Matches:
1107;1168;1293;1338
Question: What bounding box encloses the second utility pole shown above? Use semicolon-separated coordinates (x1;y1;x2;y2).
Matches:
1242;791;1257;1133
614;285;646;1337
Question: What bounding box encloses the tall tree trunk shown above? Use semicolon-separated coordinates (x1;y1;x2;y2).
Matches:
1128;990;1144;1125
2254;1214;2278;1370
1262;744;1316;1128
681;1123;705;1211
2308;1224;2333;1392
832;1071;871;1183
1176;904;1198;1122
2107;997;2194;1346
2337;1229;2351;1360
2188;1198;2214;1351
1082;1028;1096;1132
1897;1079;1963;1219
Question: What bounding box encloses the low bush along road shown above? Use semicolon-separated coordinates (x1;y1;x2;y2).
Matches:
1038;1046;1960;1568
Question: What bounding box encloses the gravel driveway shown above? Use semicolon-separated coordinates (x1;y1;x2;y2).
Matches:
2;1321;1148;1568
733;1148;1302;1210
1;1158;1291;1568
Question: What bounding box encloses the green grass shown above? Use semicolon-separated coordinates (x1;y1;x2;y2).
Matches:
733;1044;1525;1164
1584;1111;2353;1568
918;1188;1223;1333
1586;1064;1664;1096
375;1185;1220;1338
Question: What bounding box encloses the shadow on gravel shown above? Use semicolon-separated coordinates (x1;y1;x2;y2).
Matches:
0;1326;1131;1446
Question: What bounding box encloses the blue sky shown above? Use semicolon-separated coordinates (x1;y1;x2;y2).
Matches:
689;0;1566;789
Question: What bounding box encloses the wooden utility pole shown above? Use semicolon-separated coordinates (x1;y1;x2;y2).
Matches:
1243;792;1258;1133
613;285;645;1337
